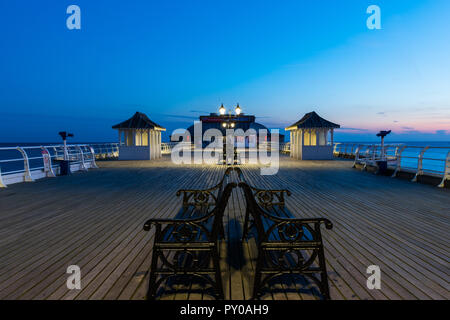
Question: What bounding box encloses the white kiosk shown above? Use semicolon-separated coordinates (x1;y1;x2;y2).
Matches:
113;112;166;160
286;111;340;160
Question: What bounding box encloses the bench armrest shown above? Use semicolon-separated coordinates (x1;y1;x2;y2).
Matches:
275;217;333;230
176;168;233;206
143;214;213;231
176;185;220;197
250;186;291;196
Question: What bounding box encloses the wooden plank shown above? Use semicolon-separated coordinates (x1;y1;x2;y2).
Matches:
0;155;448;300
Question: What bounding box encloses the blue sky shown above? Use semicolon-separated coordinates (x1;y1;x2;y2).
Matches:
0;0;449;142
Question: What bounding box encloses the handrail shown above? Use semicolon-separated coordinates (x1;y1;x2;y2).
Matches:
391;145;407;178
412;146;430;182
335;142;450;187
0;143;117;188
438;150;450;188
16;147;34;182
161;142;180;154
0;166;5;188
76;145;88;171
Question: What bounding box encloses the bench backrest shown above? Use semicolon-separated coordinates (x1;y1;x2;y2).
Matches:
233;167;289;208
210;182;235;237
157;182;235;244
239;182;332;245
177;167;234;209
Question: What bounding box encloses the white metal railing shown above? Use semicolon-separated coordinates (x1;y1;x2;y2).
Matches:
351;144;401;170
161;142;180;154
334;142;450;187
279;142;290;153
89;143;119;159
144;141;450;187
0;143;118;188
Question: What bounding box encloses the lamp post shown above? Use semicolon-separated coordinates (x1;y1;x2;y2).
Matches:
235;103;241;115
219;103;241;129
219;104;242;164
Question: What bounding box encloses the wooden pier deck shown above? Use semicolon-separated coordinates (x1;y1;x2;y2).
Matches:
0;155;448;300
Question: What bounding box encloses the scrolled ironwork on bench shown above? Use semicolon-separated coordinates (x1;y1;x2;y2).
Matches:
176;169;233;208
234;167;333;300
143;168;235;300
143;167;333;300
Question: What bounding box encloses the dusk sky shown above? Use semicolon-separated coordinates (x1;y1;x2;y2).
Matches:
0;0;449;142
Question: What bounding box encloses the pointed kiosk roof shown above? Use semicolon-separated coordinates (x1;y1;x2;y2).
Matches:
285;111;340;131
112;112;166;131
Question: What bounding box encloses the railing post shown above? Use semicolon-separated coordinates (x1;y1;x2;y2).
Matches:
41;147;56;177
16;147;34;182
394;146;399;159
412;146;430;182
438;150;450;188
76;145;88;171
114;143;119;157
0;166;6;188
89;146;99;169
362;145;371;171
392;146;406;177
352;145;361;168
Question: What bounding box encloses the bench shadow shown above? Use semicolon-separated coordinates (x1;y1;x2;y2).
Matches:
226;218;246;270
154;275;217;299
259;274;324;299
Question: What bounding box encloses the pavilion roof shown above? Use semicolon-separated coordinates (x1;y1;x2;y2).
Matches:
286;111;340;130
112;112;166;131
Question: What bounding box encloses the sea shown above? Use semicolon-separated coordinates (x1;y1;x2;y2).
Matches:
1;141;449;148
0;141;449;176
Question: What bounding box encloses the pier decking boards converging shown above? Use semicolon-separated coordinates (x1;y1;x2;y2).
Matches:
0;155;448;300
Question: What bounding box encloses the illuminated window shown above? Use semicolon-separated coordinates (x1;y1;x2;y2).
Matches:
310;131;317;146
141;131;148;146
304;131;310;146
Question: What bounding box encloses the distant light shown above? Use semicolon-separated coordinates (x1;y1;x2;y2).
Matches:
219;104;226;115
222;122;227;128
231;123;235;128
235;103;241;115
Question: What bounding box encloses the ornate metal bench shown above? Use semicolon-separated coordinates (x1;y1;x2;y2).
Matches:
143;168;235;300
235;168;333;300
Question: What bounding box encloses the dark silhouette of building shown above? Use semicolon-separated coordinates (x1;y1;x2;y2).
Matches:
182;112;284;147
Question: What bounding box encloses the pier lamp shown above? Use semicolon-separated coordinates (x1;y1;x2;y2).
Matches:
221;122;235;128
235;103;241;115
219;104;226;115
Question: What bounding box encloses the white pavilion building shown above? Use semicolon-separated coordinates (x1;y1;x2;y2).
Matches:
112;112;166;160
286;111;340;160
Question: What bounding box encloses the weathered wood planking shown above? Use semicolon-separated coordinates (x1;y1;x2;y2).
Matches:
0;155;448;300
